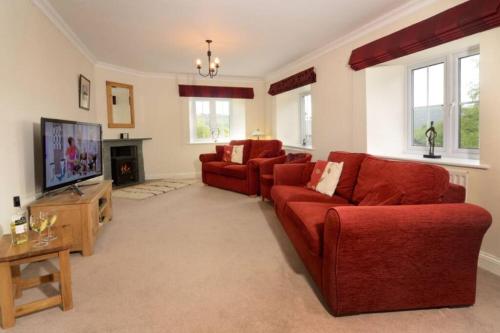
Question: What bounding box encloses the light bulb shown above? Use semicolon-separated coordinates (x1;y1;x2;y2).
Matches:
210;62;216;69
196;59;202;68
214;57;220;65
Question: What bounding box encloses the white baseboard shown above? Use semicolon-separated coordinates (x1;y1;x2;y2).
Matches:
479;251;500;276
145;172;201;180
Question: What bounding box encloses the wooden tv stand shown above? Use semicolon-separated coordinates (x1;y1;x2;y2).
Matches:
29;180;113;256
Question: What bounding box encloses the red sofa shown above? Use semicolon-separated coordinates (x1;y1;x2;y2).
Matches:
199;139;284;195
271;151;491;316
259;153;312;201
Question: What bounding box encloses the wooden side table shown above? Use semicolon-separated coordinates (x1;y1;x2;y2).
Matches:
0;226;73;329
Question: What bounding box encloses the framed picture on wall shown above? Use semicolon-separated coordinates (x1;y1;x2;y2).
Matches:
79;74;91;110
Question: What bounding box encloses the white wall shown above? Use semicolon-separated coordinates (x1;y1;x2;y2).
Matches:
94;66;266;179
266;0;500;272
366;65;405;155
0;0;96;234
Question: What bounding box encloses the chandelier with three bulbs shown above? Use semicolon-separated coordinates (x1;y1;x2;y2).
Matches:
195;39;220;78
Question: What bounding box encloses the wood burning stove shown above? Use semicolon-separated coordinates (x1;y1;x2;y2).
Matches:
111;146;139;186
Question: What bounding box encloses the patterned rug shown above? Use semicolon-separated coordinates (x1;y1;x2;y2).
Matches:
112;178;199;200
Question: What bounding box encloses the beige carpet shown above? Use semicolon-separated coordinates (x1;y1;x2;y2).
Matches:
10;183;500;333
112;179;198;200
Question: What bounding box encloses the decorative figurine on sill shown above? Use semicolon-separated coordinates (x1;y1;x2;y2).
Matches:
423;121;441;159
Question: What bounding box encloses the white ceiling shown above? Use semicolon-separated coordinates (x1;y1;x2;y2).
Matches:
47;0;413;77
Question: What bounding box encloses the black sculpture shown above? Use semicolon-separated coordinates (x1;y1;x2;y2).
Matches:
423;121;441;159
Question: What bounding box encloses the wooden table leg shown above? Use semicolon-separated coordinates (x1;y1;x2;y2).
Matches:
11;265;22;299
0;262;15;328
58;250;73;311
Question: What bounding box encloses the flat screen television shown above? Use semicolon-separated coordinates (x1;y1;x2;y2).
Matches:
42;118;103;192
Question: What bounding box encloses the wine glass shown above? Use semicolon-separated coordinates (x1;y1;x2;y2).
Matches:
43;211;58;241
30;214;48;248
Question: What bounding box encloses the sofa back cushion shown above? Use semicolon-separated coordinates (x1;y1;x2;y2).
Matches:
229;140;252;164
327;151;367;201
248;140;282;160
352;156;450;205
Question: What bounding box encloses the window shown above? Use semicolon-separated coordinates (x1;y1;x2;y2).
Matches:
407;49;479;158
300;93;312;147
458;54;480;149
275;86;313;149
189;98;246;143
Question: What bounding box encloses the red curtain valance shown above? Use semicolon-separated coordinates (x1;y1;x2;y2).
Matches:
349;0;500;71
268;67;316;96
178;85;254;99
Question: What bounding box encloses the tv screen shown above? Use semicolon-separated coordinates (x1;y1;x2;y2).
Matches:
42;118;102;192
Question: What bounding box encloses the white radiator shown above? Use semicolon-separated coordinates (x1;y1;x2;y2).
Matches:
448;169;469;189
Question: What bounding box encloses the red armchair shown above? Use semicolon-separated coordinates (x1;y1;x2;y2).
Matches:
259;153;312;201
271;151;491;315
199;139;284;195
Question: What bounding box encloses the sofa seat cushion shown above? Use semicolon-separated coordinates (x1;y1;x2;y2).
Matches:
352;156;450;205
261;174;274;186
286;202;352;256
220;164;248;179
202;161;231;175
271;185;350;213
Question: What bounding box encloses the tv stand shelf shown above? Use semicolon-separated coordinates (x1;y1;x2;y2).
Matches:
29;181;113;256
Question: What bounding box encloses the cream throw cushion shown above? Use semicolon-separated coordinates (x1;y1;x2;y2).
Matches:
315;161;344;196
230;145;244;164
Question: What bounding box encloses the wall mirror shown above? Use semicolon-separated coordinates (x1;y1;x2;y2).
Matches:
106;81;135;128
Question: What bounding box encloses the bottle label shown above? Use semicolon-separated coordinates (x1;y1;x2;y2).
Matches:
15;224;27;234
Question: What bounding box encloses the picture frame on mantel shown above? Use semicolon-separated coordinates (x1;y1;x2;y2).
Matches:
79;74;91;110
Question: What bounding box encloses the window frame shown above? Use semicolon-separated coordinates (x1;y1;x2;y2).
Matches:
452;48;480;158
405;47;479;159
189;97;233;144
298;92;312;148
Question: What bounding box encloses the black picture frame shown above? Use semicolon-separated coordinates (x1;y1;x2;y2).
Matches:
79;74;91;110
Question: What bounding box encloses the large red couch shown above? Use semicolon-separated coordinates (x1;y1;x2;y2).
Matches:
199;139;284;195
271;151;491;316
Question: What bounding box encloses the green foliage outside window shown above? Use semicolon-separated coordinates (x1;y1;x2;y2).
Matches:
460;103;479;149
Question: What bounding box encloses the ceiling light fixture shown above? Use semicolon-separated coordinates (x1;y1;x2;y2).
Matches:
195;40;220;78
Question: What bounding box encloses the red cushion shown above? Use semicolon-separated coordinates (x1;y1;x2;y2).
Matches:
257;150;272;158
285;153;311;163
248;140;282;159
202;161;231;175
358;184;403;206
220;164;247;179
222;145;233;162
286;202;352;256
352;156;450;205
327;151;367;201
271;185;350;214
306;160;329;190
229;140;252;164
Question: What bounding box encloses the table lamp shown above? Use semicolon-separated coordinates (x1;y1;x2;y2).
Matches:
251;129;265;140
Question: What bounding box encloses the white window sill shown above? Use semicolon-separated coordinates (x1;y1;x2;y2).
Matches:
189;140;230;145
374;153;489;170
284;145;315;151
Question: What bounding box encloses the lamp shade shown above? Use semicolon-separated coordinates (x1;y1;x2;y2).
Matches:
251;129;265;137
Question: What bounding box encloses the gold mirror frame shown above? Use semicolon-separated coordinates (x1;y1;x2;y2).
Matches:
106;81;135;128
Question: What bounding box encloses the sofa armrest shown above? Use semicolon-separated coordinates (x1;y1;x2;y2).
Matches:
258;155;287;175
322;203;492;315
274;162;315;186
199;153;219;163
246;157;284;195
